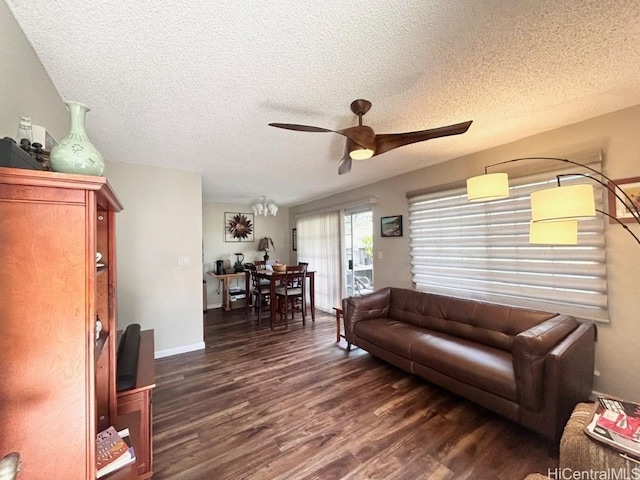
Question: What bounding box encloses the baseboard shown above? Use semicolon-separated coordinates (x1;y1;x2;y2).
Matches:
207;302;222;309
154;341;205;359
589;389;612;401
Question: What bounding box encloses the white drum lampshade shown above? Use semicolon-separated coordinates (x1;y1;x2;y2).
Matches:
529;220;578;245
466;173;509;202
531;184;595;223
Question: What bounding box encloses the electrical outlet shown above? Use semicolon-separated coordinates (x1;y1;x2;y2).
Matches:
377;251;383;259
178;256;190;267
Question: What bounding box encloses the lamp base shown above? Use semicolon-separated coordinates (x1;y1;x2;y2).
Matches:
263;253;269;262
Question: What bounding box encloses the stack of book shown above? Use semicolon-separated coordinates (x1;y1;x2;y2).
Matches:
96;426;136;478
585;395;640;459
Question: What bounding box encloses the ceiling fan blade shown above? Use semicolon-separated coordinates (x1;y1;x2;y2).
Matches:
338;156;352;175
373;120;473;156
268;123;335;133
338;140;354;175
269;123;376;149
336;126;376;151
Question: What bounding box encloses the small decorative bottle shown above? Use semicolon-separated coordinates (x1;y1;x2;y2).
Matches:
50;101;105;176
16;116;33;144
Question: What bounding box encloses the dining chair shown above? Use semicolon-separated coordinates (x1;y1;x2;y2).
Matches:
294;262;309;316
253;260;271;287
275;265;307;327
247;264;270;324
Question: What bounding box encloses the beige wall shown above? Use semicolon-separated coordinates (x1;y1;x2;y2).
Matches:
2;2;205;358
291;104;640;402
106;162;204;357
203;201;290;307
0;0;67;140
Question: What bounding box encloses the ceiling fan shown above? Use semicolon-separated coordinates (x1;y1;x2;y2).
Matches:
269;99;473;175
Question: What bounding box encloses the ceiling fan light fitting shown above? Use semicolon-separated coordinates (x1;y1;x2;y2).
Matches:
349;145;374;160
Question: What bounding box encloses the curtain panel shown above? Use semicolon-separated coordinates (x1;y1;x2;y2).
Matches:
296;210;341;313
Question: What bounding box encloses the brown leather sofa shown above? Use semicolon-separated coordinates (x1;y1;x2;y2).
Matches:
343;287;596;449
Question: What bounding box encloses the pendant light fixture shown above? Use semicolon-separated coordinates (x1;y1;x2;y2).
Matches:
252;196;278;217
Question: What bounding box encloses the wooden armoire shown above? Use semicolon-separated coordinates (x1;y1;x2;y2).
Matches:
0;167;139;479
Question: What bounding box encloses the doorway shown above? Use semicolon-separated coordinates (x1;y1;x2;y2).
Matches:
344;209;374;297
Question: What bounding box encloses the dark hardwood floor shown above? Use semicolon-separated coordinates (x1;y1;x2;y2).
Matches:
152;307;557;479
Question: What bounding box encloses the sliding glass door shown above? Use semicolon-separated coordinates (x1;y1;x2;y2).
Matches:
344;209;374;297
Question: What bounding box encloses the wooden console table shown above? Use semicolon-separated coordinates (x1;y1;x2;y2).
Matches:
207;271;247;311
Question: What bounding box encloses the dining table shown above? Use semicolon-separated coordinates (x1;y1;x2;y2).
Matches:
246;269;316;329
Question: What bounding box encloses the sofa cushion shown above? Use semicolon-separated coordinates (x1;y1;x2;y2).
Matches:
388;288;556;352
353;318;429;358
354;316;517;402
410;330;517;402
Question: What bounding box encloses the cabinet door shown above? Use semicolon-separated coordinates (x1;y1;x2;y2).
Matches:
0;191;92;480
117;391;153;479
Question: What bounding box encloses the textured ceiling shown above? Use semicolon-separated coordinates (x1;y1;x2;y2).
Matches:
7;0;640;207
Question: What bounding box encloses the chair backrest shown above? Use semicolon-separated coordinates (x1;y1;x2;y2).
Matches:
247;264;262;291
295;263;308;288
255;260;266;269
282;265;306;291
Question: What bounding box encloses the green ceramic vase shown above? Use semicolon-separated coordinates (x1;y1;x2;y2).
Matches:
50;101;105;176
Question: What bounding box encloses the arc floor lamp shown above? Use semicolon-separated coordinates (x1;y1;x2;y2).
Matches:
466;157;640;246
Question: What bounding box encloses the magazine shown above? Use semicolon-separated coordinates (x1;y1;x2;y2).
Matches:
584;396;640;458
596;409;640;442
97;427;136;478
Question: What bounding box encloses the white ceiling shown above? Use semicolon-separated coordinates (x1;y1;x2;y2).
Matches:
7;0;640;207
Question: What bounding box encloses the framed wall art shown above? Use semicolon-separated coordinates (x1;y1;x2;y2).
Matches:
607;177;640;224
292;228;297;251
381;215;403;237
224;212;255;242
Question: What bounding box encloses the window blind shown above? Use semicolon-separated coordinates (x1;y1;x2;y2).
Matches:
408;166;609;322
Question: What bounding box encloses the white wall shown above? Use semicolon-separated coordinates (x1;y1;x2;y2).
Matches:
106;162;204;357
291;104;640;402
203;201;290;307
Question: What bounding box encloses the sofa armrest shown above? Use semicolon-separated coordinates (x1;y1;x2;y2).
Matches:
343;287;391;338
541;321;596;446
513;314;579;411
